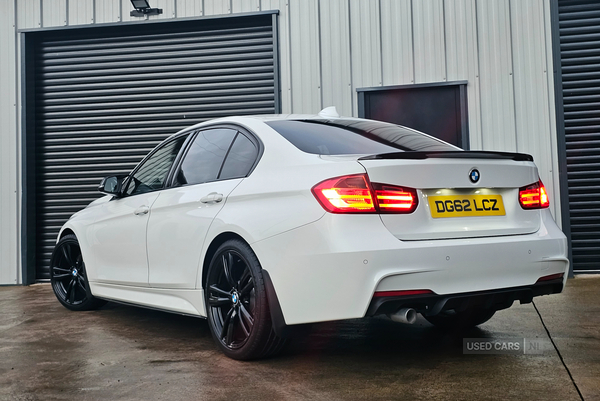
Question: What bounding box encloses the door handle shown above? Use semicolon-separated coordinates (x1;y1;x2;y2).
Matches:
200;192;224;204
134;206;150;215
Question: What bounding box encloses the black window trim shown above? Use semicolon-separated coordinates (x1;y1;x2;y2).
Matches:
165;123;264;189
119;131;193;199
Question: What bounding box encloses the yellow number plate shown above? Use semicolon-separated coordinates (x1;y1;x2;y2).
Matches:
428;194;506;218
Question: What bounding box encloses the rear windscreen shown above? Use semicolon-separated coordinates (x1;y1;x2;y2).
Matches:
266;119;458;155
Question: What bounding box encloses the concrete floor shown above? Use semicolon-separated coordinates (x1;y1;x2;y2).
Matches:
1;276;598;401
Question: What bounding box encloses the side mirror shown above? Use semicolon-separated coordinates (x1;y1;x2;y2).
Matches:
98;176;124;196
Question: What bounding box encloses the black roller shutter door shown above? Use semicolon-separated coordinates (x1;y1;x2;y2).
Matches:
34;15;277;280
559;1;600;272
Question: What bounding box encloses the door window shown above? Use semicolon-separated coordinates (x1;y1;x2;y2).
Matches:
174;128;237;186
220;133;259;180
124;136;187;196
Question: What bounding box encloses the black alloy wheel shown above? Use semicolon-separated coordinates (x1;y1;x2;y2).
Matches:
205;239;285;360
50;234;106;311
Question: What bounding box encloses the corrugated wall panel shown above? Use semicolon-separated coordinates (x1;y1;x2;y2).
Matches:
204;0;231;16
413;0;446;83
148;0;176;19
177;0;204;17
232;0;260;13
380;0;414;86
32;18;276;280
349;0;382;115
68;0;94;26
559;0;600;272
18;0;41;29
261;0;291;113
445;0;482;151
511;0;558;217
0;0;18;284
289;0;320;113
95;0;121;24
319;0;352;117
42;0;67;27
476;0;517;152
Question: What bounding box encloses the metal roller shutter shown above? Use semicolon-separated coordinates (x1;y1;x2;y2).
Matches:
559;1;600;272
34;15;278;280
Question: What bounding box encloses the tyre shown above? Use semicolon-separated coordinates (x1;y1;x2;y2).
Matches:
50;234;106;311
205;239;286;360
424;307;496;329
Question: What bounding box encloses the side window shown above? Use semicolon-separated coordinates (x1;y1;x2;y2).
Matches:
125;136;186;196
220;133;259;180
175;128;237;186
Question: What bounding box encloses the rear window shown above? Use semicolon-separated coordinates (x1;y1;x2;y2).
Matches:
266;119;458;155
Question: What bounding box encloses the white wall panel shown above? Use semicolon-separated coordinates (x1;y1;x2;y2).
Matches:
42;0;67;27
380;0;414;86
68;0;94;25
261;0;291;113
148;0;176;19
18;0;41;29
510;0;559;218
413;0;446;83
349;0;381;115
232;0;259;13
476;0;517;152
319;0;352;116
204;0;231;16
95;0;121;23
445;0;482;150
176;0;203;17
0;0;19;284
289;0;320;113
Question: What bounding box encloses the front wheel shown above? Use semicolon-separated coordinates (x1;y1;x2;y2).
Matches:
50;234;106;311
205;239;285;360
424;307;496;329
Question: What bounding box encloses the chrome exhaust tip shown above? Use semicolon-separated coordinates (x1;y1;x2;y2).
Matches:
388;308;417;325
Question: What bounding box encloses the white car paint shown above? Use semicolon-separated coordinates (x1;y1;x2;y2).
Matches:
56;114;569;328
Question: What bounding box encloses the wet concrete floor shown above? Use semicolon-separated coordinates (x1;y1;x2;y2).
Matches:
1;276;598;401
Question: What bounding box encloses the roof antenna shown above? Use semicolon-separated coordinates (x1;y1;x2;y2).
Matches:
318;106;340;118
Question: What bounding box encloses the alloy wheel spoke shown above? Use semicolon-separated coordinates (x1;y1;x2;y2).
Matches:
209;285;230;297
62;245;74;267
77;276;86;292
208;296;231;307
239;303;254;331
53;273;70;279
222;253;236;288
237;311;250;337
52;266;70;273
68;280;76;304
219;308;234;340
239;277;254;296
225;310;236;346
238;266;251;287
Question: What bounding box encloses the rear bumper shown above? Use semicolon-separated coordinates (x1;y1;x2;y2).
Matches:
366;278;564;317
252;209;568;326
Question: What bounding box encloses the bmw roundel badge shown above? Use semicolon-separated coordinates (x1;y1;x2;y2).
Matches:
469;168;480;183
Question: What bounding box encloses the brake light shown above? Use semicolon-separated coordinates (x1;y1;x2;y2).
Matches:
311;174;376;213
312;174;418;214
372;183;418;213
535;273;564;283
519;180;550;209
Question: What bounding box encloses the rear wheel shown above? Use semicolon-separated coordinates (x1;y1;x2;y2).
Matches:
424;307;496;329
205;239;286;360
50;234;106;311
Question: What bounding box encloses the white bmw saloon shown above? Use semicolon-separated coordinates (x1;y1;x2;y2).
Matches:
50;108;569;360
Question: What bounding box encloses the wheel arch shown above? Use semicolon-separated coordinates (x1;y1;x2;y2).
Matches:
201;232;248;290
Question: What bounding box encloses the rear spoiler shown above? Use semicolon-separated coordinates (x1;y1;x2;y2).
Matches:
358;151;534;162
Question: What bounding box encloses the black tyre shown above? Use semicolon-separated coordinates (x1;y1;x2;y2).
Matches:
424;307;496;329
205;239;286;360
50;234;106;311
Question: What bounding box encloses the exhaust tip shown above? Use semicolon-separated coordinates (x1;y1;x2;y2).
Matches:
388;308;417;325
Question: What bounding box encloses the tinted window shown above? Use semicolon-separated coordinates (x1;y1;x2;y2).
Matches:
220;133;259;180
175;128;237;186
125;136;187;196
266;119;458;155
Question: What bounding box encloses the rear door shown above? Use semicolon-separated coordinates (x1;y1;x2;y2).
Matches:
147;128;260;288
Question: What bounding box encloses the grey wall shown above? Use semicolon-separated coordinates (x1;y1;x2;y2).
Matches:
0;0;560;284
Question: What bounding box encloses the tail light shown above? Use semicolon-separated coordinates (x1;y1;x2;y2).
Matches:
519;180;549;209
311;174;418;214
373;289;434;298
